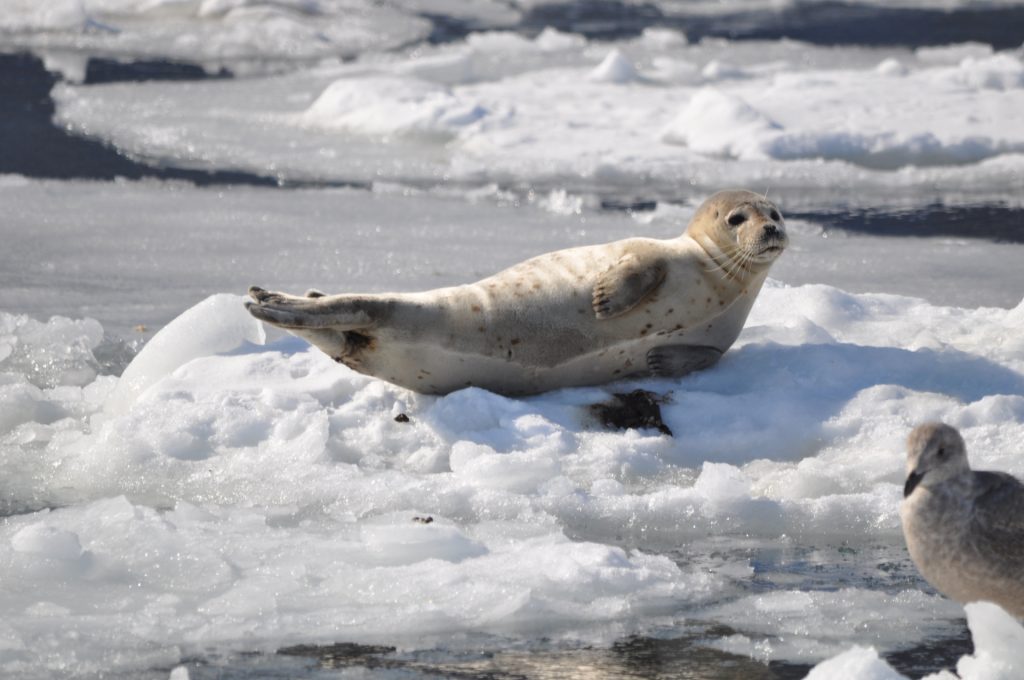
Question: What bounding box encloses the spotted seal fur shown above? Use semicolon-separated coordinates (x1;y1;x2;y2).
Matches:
246;189;787;395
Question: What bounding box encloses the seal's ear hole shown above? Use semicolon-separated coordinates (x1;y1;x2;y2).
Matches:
727;213;747;226
937;447;947;459
770;210;781;221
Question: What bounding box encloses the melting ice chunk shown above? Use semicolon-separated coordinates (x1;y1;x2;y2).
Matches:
106;294;265;413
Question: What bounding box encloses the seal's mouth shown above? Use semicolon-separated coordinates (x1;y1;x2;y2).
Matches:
756;242;786;259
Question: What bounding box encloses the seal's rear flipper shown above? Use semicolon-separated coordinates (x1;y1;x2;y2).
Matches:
245;286;376;330
289;327;352;360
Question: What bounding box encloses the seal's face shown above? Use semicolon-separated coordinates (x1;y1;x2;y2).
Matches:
723;198;788;264
689;190;788;272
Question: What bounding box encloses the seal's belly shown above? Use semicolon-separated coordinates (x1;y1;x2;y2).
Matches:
353;330;692;395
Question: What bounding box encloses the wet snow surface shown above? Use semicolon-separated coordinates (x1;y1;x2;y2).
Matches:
1;1;1024;679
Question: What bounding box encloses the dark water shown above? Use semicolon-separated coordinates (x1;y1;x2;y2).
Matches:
794;204;1024;244
0;52;278;185
522;0;1024;48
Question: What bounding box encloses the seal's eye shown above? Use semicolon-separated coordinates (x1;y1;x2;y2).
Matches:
770;210;781;221
727;213;746;226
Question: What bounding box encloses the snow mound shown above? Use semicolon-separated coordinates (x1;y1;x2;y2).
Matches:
931;54;1024;91
300;75;494;138
662;88;780;159
589;49;639;83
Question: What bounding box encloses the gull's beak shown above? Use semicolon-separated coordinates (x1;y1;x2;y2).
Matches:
904;470;924;498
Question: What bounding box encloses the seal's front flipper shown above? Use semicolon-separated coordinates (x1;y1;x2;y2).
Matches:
592;254;666;320
246;286;376;330
646;344;722;378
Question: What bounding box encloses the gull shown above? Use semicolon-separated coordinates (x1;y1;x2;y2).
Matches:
901;422;1024;617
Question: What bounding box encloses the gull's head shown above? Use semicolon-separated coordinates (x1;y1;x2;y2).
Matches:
904;422;970;498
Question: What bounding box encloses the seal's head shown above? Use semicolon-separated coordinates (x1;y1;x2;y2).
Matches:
904;422;970;497
687;189;788;272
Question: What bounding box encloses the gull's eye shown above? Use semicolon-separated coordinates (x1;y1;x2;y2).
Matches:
727;213;747;226
770;210;781;221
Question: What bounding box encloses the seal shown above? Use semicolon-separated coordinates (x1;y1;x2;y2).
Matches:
245;189;787;395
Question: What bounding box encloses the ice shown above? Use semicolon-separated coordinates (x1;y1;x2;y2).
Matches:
2;276;1022;675
0;180;643;339
0;494;718;679
0;0;433;76
0;314;105;388
701;588;962;662
589;49;638;83
805;646;907;680
2;2;1024;675
954;602;1024;680
11;523;85;562
6;179;1018;344
106;293;265;413
299;75;494;138
48;37;1024;206
805;602;1024;679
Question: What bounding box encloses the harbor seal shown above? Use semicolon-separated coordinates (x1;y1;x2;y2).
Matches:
245;189;787;395
901;422;1024;617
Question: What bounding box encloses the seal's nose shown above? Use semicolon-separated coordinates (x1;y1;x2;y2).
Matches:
763;224;779;237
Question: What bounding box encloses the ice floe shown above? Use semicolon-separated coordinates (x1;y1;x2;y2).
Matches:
1;273;1022;675
0;0;435;76
47;33;1024;207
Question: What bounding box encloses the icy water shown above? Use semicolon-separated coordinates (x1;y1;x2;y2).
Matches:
2;2;1023;679
166;540;966;680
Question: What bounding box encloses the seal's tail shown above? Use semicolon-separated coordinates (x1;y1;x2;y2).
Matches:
245;286;379;330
